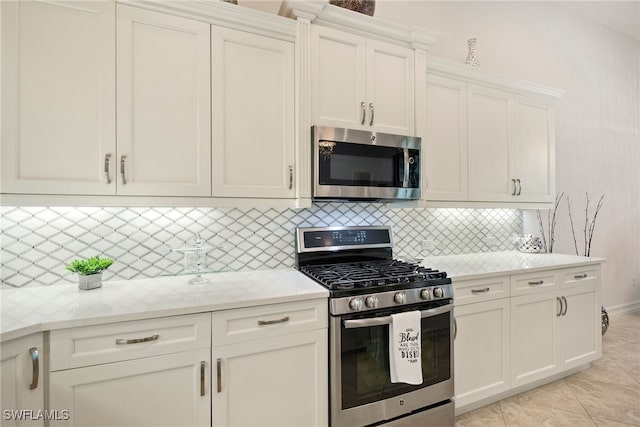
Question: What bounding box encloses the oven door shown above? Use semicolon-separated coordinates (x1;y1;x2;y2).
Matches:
330;300;454;427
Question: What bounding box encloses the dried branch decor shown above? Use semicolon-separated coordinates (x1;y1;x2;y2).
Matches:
567;193;605;257
537;192;564;253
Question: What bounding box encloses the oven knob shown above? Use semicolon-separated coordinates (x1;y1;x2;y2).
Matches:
393;292;406;304
420;288;432;300
365;296;379;308
349;298;363;311
433;287;444;298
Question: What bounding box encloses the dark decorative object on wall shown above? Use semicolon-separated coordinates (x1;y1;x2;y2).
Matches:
330;0;376;16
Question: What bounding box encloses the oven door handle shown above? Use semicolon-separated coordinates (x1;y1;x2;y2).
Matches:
342;304;453;329
402;148;409;188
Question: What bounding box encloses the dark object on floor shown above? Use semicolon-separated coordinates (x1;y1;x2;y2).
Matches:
601;306;609;335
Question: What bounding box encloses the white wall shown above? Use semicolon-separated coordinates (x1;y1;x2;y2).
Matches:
373;1;640;310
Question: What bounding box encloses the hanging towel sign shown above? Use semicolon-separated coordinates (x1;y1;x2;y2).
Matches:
389;311;423;385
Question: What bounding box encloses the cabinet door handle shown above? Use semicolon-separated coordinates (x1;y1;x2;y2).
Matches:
29;347;39;390
453;316;457;340
120;155;127;184
528;280;544;286
574;273;588;279
556;297;563;317
200;361;206;397
561;296;568;316
369;102;374;126
115;334;159;345
471;287;490;294
511;179;517;196
104;154;112;184
258;316;289;326
288;165;294;190
216;358;222;393
361;101;366;125
516;179;522;196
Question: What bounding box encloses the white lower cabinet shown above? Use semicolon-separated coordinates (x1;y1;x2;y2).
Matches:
48;313;211;427
212;299;328;427
1;334;44;427
454;264;602;413
453;277;510;408
50;349;210;427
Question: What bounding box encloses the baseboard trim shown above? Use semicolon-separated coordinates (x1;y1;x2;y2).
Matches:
605;300;640;317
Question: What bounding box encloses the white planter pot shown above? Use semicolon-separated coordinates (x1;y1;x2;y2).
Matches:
78;272;102;290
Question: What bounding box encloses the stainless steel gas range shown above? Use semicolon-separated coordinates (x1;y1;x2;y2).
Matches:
295;226;455;427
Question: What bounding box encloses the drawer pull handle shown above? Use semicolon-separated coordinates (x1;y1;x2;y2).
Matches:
200;361;206;396
29;347;39;390
216;358;222;393
574;274;588;279
471;287;490;294
561;296;568;316
556;297;563;317
258;316;290;326
528;280;544;286
115;334;159;345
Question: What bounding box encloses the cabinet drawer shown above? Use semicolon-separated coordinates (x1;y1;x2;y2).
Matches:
212;299;327;345
560;265;600;289
453;276;510;305
50;313;211;371
510;271;558;296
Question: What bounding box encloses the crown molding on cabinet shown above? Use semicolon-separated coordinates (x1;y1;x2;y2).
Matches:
119;0;297;41
426;55;565;100
279;0;440;49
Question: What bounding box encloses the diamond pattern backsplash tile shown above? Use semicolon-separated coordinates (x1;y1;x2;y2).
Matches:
0;204;522;288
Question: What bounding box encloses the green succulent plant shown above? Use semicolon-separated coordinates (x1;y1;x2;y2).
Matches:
65;256;114;276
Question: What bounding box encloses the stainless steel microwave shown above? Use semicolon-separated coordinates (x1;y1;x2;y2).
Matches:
312;126;421;201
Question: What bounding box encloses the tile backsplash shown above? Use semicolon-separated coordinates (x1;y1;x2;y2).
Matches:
0;204;522;288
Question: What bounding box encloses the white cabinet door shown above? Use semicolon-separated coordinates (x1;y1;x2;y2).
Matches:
311;26;414;135
212;329;328;427
510;292;560;387
311;26;367;130
211;27;295;198
366;40;414;135
454;299;509;408
467;84;514;202
512;97;555;203
1;0;116;195
424;74;468;201
558;282;601;369
49;349;210;427
116;5;211;196
1;334;44;427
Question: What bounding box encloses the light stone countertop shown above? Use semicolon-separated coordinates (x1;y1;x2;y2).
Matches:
0;269;328;343
1;251;605;343
420;251;604;281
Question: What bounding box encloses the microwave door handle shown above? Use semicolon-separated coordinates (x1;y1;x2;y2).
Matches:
343;304;453;329
402;148;409;188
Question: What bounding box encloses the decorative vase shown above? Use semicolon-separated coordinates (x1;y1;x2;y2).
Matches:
465;38;479;68
601;306;609;335
78;272;103;290
329;0;375;16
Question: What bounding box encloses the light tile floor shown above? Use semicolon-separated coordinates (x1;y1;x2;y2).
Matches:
455;310;640;427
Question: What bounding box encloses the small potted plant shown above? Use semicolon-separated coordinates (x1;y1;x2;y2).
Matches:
65;255;114;290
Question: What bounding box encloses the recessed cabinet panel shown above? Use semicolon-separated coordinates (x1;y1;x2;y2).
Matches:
116;5;211;196
424;75;468;200
211;27;295;198
513;99;554;202
311;26;367;128
1;0;115;194
559;283;600;368
367;40;414;134
467;85;512;202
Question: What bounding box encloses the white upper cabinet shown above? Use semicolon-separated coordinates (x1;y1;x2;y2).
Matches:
311;26;414;135
423;56;562;206
424;74;468;200
1;0;116;195
116;5;211;197
211;27;295;198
